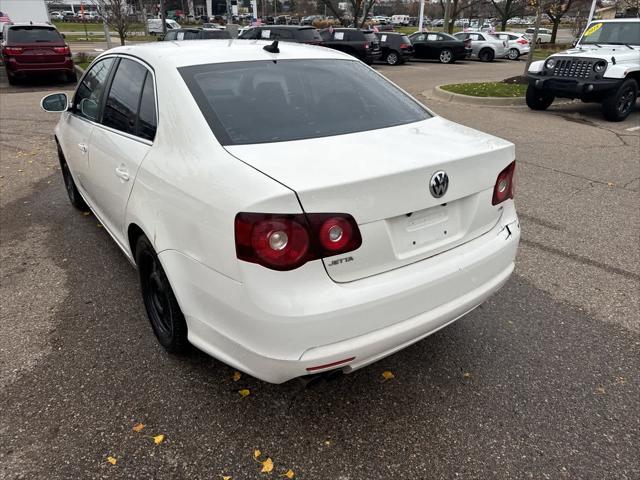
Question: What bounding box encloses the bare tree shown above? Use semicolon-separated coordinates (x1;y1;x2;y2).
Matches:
318;0;377;27
439;0;486;33
491;0;527;31
90;0;134;46
543;0;575;43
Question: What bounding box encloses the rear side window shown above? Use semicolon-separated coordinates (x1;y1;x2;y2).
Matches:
401;35;411;44
272;29;294;40
296;28;322;42
164;31;177;40
180;59;430;146
183;30;201;40
102;59;147;135
137;73;157;141
8;26;63;43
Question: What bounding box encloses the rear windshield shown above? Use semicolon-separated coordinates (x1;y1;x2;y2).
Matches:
401;35;411;43
296;28;322;42
203;30;231;39
363;32;377;43
8;26;63;43
180;59;430;145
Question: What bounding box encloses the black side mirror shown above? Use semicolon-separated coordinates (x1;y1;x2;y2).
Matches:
41;93;69;112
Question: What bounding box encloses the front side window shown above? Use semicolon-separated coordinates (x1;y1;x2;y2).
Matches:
74;57;115;121
164;31;177;40
180;59;430;146
102;59;147;135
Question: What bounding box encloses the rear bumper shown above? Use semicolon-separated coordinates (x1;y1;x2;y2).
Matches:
4;57;74;75
527;74;622;98
160;204;520;383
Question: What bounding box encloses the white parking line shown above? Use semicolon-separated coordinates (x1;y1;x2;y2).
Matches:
625;126;640;132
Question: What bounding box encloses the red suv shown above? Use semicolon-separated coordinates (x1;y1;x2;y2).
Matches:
1;23;75;85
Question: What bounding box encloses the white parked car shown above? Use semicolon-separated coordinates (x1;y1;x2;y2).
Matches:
147;18;181;35
40;41;520;383
527;19;640;121
524;27;552;43
494;32;531;60
454;31;508;61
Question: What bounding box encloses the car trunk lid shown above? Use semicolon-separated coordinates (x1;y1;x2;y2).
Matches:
226;117;514;282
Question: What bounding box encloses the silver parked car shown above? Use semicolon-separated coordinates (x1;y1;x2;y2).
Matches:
494;32;531;60
454;31;508;62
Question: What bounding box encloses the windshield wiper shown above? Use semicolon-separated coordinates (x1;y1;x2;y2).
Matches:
624;43;635;50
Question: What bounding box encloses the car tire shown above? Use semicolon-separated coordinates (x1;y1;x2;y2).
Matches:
602;78;637;122
526;85;555;111
439;48;454;64
7;70;19;85
479;48;494;62
57;144;89;211
66;70;78;83
536;38;542;44
508;48;520;60
136;235;189;353
385;50;401;66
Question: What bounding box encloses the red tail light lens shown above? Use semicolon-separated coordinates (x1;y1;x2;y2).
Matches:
235;212;362;271
492;161;516;205
4;47;24;55
517;38;529;45
53;46;71;54
364;43;370;49
400;43;411;49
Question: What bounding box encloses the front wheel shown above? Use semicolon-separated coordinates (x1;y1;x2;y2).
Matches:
385;50;401;66
508;48;520;60
478;48;494;62
602;78;637;122
136;236;189;353
58;144;88;211
439;48;454;64
526;85;555;110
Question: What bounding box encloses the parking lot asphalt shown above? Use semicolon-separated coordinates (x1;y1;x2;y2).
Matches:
1;58;638;479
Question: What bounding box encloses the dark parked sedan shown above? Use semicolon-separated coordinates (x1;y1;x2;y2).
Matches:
319;28;382;64
162;28;231;41
238;25;323;45
376;32;413;65
409;32;471;63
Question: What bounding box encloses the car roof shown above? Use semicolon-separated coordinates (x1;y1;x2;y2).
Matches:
103;39;351;69
8;22;55;28
253;25;315;29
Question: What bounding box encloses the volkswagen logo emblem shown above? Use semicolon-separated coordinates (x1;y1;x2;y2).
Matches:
429;171;449;198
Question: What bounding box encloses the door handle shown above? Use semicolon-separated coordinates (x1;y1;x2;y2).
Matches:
78;143;88;154
115;166;130;181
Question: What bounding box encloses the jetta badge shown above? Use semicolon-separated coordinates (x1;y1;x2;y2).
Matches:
429;171;449;198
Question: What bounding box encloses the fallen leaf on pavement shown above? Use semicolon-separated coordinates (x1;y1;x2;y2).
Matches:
82;212;91;216
254;449;261;459
222;476;232;480
132;423;145;432
153;434;165;445
232;371;242;382
607;182;615;187
261;458;274;473
595;386;606;394
107;456;117;465
381;370;395;380
281;469;295;478
239;389;250;398
463;372;472;378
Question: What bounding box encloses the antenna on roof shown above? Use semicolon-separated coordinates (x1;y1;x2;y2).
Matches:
263;40;279;54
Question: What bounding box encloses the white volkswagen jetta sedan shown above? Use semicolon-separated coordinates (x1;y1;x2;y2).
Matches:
41;40;520;383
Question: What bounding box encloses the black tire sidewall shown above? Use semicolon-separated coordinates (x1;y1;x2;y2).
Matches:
526;85;554;110
386;50;400;65
136;236;189;353
479;48;494;62
440;48;453;64
602;79;638;122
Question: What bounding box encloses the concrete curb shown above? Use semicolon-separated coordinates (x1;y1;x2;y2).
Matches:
426;85;526;106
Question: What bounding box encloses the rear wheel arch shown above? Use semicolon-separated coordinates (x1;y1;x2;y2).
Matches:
128;223;148;262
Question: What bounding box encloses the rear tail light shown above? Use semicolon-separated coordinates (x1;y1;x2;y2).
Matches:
517;38;529;44
235;212;362;271
400;43;411;49
364;43;370;49
492;161;516;205
53;46;71;54
4;47;23;55
464;39;472;48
